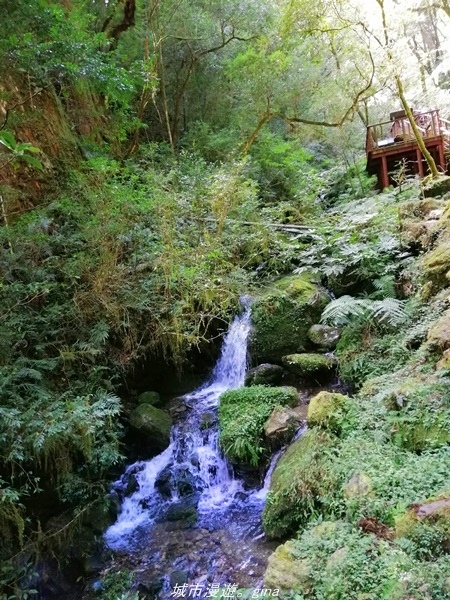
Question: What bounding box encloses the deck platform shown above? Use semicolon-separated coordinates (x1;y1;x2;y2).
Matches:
366;109;450;189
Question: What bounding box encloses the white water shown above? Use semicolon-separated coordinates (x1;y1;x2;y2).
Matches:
105;302;253;550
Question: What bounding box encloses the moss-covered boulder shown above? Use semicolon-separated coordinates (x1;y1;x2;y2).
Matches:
307;391;349;432
427;309;450;350
218;386;298;466
344;471;373;499
281;353;337;379
262;429;338;539
423;239;450;290
263;540;311;591
129;404;172;453
308;324;340;350
423;175;450;198
244;363;284;387
250;274;329;362
138;390;162;407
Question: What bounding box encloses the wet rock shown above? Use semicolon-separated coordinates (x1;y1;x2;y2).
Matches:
264;406;303;447
155;466;197;499
129;404;172;453
200;412;215;430
281;353;337;380
83;554;104;576
250;274;330;362
170;570;189;587
307;324;340;350
165;498;199;523
138;390;162;407
307;391;350;432
264;540;311;590
245;364;284;387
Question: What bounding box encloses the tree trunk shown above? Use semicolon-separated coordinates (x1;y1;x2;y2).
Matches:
395;75;439;179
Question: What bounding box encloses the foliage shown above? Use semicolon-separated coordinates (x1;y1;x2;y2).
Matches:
218;385;298;466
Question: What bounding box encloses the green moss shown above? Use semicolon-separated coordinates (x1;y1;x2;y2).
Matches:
308;324;340;350
395;495;450;560
250;274;329;362
423;239;450;290
281;353;337;378
218;385;298;466
138;391;162;406
264;540;311;590
263;520;450;600
262;429;338;539
427;309;450;350
129;404;172;452
307;391;349;432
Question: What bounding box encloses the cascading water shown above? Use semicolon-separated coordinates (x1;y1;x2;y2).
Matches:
105;299;254;551
101;300;315;595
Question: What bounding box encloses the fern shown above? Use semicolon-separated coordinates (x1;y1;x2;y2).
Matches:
321;296;407;327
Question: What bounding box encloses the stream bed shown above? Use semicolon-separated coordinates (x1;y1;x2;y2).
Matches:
99;304;336;598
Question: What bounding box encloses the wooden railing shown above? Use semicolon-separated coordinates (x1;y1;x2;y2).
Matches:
366;109;444;154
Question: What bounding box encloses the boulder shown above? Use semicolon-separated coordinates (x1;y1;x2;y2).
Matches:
307;324;340;350
264;406;303;447
344;471;373;499
307;391;349;432
264;540;311;591
245;363;284;387
138;391;162;407
129;404;172;453
262;429;337;539
427;310;450;349
250;274;330;362
422;175;450;198
281;353;337;379
218;386;298;466
423;239;450;290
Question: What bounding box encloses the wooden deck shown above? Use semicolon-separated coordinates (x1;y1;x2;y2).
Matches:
366;109;450;189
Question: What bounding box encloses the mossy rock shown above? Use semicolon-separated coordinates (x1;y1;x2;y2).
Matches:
307;391;349;432
250;274;329;362
263;540;311;591
308;324;340;350
344;471;373;499
281;353;337;379
218;386;298;467
423;176;450;198
427;309;450;350
398;198;441;220
244;363;284;387
264;406;303;448
129;404;172;453
262;429;338;539
138;391;162;407
423;239;450;290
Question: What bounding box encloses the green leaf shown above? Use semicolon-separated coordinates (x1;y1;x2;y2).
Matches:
20;154;43;170
0;131;17;151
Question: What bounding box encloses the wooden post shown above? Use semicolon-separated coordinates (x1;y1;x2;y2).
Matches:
416;148;424;177
438;141;445;172
381;155;389;189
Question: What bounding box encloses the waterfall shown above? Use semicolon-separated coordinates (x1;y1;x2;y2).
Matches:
105;302;253;550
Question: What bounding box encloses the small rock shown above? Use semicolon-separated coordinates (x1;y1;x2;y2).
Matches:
138;390;162;406
245;363;285;387
264;407;303;447
307;324;340;350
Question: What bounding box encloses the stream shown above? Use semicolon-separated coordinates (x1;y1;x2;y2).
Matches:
101;302;304;597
